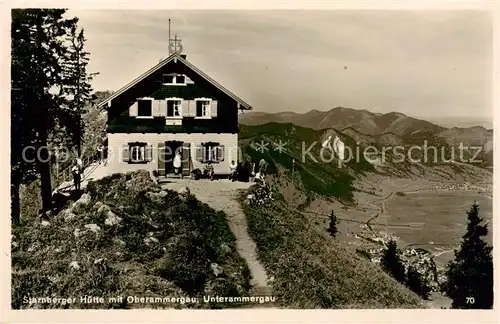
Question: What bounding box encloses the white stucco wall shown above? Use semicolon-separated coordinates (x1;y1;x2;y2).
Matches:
105;133;239;175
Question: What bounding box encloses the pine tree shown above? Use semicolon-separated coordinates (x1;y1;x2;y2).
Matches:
11;9;88;219
60;25;95;156
443;202;493;309
406;266;431;300
381;239;406;284
328;210;338;238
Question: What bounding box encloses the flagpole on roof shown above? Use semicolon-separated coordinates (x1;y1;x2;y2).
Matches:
168;18;171;55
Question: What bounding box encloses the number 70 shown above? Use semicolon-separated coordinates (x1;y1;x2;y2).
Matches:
466;297;475;304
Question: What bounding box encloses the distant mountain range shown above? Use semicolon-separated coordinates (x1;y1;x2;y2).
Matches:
240;107;492;154
239;107;492;134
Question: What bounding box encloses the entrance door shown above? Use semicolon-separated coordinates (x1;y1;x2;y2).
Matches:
165;140;183;174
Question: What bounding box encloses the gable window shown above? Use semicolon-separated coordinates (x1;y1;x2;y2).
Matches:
163;74;174;84
163;73;187;85
137;99;152;117
176;75;185;84
195;98;211;118
166;98;182;117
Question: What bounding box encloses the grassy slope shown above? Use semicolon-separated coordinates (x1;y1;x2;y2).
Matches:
242;190;424;308
12;170;251;309
239;123;375;202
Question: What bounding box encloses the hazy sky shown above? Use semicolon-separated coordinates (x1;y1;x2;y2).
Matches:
69;10;493;120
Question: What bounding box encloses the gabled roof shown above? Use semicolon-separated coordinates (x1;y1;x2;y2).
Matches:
97;53;252;110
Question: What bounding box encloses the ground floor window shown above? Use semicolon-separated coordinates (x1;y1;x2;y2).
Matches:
198;142;224;163
125;142;151;163
131;145;145;162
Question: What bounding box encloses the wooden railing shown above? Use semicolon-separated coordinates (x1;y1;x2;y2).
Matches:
52;154;102;191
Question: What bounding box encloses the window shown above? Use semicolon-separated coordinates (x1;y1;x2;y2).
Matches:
196;99;211;118
198;142;224;163
131;146;145;162
162;74;186;85
204;145;218;162
137;99;152;117
167;99;182;117
163;74;174;84
176;75;185;84
129;143;146;163
123;143;152;163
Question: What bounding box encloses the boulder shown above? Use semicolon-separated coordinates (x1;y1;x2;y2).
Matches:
76;193;91;206
97;203;110;214
63;210;77;221
210;263;223;276
94;201;104;211
179;187;190;196
84;223;101;233
104;210;122;226
69;261;80;270
220;243;232;254
113;238;126;246
144;236;159;245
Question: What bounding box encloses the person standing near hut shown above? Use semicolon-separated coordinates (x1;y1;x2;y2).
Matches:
258;158;268;177
229;160;237;182
97;144;104;164
71;163;81;192
173;151;182;175
76;156;83;172
250;162;256;182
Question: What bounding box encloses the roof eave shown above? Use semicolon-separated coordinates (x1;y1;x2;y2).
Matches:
97;53;254;110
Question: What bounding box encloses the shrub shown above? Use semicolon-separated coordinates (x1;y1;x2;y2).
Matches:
381;239;406;284
406;266;431;300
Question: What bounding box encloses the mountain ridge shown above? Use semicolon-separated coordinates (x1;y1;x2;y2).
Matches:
239;107;493;134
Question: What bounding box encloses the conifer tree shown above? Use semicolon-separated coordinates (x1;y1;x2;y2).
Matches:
328;210;338;238
381;239;406;284
60;25;94;156
406;266;431;300
443;202;493;309
11;9;92;219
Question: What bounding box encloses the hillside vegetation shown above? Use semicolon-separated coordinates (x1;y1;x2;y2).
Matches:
12;170;251;309
239;123;374;203
239;123;492;196
241;187;424;308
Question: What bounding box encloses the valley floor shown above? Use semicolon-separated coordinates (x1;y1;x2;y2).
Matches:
300;172;492;308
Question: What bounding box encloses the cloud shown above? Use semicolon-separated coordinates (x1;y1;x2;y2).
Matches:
69;9;493;119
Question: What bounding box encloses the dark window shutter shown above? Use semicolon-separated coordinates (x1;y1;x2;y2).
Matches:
123;145;130;162
211;100;218;117
196;145;203;162
158;143;165;176
217;145;225;162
